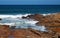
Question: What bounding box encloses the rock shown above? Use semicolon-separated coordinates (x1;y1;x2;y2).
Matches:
22;14;43;20
0;18;2;20
0;25;11;38
22;16;27;19
11;28;58;38
27;15;34;18
10;26;16;29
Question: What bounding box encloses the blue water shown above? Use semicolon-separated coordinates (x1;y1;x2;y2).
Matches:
0;5;60;14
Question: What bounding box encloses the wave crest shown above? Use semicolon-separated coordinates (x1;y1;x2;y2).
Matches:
0;14;31;18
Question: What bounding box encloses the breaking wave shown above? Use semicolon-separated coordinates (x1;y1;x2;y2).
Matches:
0;14;31;18
0;13;57;18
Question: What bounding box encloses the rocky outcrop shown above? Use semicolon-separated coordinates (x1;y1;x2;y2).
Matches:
22;14;60;26
22;13;60;35
37;13;60;26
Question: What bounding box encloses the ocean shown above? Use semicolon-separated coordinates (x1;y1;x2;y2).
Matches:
0;5;60;14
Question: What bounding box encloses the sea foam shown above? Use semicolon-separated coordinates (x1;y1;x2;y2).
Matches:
0;13;52;32
0;13;57;18
42;13;57;16
0;14;31;18
0;17;47;32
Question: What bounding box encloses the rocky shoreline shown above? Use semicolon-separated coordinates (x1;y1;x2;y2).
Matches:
22;13;60;38
0;13;60;38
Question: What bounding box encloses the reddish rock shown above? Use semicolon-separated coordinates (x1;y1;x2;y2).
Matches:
0;25;11;38
12;29;56;38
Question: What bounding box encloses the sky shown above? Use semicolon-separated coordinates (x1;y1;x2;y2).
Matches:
0;0;60;5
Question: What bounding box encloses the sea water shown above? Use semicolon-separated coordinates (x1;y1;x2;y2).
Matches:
0;5;60;14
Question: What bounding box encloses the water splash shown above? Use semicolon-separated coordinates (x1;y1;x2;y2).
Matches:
15;20;47;32
0;14;47;32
